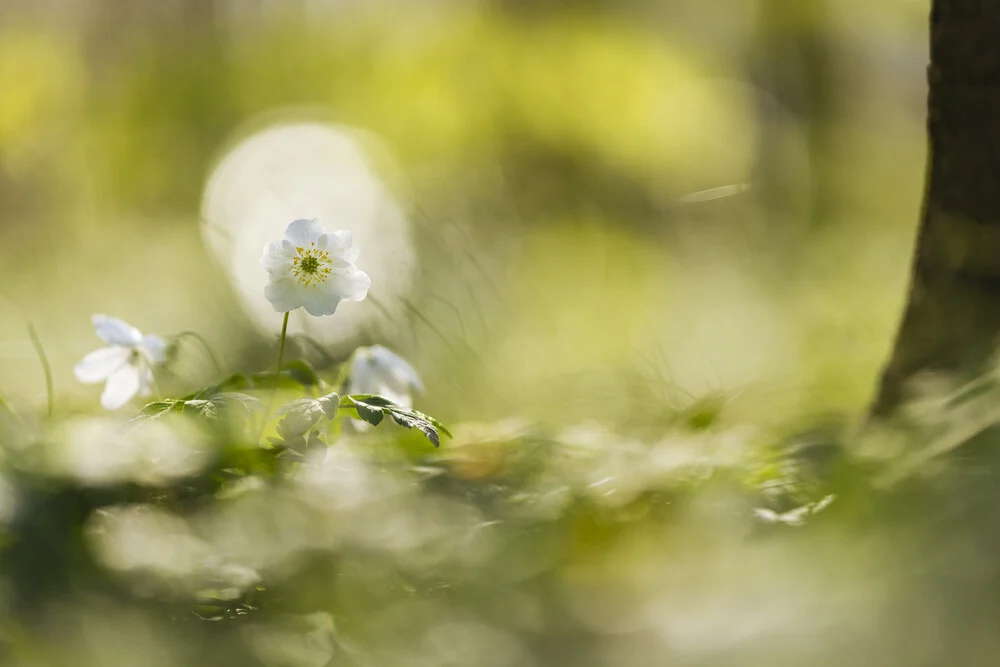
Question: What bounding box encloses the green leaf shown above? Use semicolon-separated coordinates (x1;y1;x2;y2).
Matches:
183;399;216;419
176;374;253;402
133;393;263;427
352;400;384;426
274;393;340;441
210;393;264;420
276;401;323;440
340;394;447;447
249;371;304;391
212;373;252;394
390;411;440;447
350;394;397;407
249;359;322;390
131;400;185;426
421;414;453;439
316;393;339;419
283;359;320;387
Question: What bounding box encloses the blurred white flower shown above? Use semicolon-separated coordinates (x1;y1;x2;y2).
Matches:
261;218;371;316
57;415;208;486
74;315;167;410
347;345;423;408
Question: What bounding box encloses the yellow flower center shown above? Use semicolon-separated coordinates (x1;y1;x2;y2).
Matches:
291;244;333;287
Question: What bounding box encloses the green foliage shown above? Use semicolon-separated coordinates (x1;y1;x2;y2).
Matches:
133;392;262;426
271;393;340;454
134;359;448;451
341;394;450;447
0;2;955;664
7;336;1000;667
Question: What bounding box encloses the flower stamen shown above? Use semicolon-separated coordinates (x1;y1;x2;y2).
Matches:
291;243;333;287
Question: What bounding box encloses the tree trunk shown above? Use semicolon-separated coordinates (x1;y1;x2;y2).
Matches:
872;1;1000;416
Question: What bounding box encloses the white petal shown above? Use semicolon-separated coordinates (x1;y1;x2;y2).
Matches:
140;334;168;364
379;387;413;408
325;231;359;262
301;288;341;317
326;230;352;247
138;365;154;397
371;345;424;392
282;219;325;247
372;373;415;406
75;347;131;384
327;255;354;271
92;314;142;346
101;365;141;410
293;270;370;317
264;277;305;312
365;384;413;408
323;270;370;303
261;240;295;274
347;354;413;408
348;350;374;389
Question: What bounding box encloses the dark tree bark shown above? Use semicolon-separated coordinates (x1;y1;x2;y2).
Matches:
872;1;1000;416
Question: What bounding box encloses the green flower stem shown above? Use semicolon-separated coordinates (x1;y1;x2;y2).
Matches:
259;311;290;442
274;312;289;393
27;323;53;418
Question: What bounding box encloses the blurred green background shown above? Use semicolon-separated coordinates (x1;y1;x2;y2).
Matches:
0;0;927;426
2;2;974;667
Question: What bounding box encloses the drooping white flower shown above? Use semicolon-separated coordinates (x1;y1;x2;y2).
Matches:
347;345;424;408
74;315;167;410
261;218;371;316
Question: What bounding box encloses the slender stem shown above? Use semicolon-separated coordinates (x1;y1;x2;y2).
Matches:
274;312;289;393
175;331;225;377
259;312;290;442
27;323;54;418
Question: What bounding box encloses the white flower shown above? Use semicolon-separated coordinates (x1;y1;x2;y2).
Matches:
74;315;167;410
261;218;371;316
347;345;424;408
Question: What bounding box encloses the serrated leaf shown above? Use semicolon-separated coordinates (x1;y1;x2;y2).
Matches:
276;400;325;440
274;393;340;441
212;392;264;416
353;400;384;426
349;394;397;407
138;400;182;415
183;399;216;419
408;408;452;439
316;393;339;419
131;400;184;426
341;394;446;446
390;412;440;447
134;393;263;427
